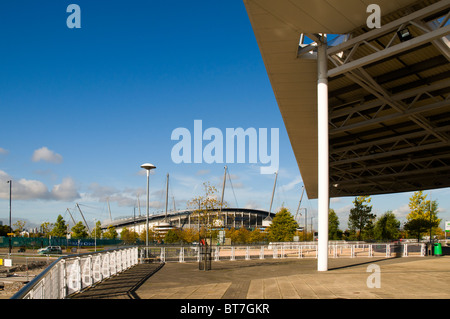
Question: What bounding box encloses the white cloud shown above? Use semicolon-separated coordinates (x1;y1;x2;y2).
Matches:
279;175;302;192
88;183;119;200
0;170;79;201
137;168;156;176
86;182;160;208
196;169;211;176
0;148;9;155
331;198;342;204
244;200;262;210
14;178;50;200
51;177;80;201
32;147;63;164
392;204;410;219
0;170;48;200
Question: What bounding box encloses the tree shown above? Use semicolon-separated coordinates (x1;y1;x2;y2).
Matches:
267;207;298;242
139;228;161;243
374;211;400;241
165;229;183;244
13;220;27;236
0;225;11;237
40;222;53;238
120;227;138;244
248;228;266;243
364;219;376;241
103;225;118;239
404;218;430;242
328;209;342;240
71;221;88;238
228;227;251;244
404;191;440;241
51;215;68;237
348;196;375;241
180;228;198;244
187;182;226;240
91;220;102;239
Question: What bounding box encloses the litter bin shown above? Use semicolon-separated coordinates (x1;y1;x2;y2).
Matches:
434;243;442;256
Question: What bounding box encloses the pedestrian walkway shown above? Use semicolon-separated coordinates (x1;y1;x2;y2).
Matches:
70;263;163;299
71;255;450;299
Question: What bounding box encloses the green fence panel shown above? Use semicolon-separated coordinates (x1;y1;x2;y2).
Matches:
0;236;123;248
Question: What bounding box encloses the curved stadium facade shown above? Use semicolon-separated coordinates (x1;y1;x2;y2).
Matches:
100;207;276;235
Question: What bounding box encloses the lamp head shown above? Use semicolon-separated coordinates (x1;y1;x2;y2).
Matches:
140;163;156;170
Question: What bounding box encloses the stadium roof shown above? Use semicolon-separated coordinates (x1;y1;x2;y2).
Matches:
244;0;450;199
101;207;275;229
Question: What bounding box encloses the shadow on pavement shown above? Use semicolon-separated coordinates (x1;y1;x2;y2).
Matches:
70;262;164;299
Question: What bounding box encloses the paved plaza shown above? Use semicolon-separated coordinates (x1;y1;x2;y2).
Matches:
71;255;450;299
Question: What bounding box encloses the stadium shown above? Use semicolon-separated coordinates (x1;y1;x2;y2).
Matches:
100;207;276;235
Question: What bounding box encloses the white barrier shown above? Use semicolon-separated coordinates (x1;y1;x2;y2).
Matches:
147;242;426;263
12;247;138;299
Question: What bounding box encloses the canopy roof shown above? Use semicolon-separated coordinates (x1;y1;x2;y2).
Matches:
244;0;450;198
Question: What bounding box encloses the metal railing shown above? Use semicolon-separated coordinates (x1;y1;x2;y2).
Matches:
12;242;427;298
142;242;426;263
11;246;138;299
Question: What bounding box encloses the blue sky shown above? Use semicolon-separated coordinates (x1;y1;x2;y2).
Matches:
0;0;449;232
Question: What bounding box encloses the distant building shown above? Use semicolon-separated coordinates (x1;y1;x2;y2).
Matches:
100;207;275;237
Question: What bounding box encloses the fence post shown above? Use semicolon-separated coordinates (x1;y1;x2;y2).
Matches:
230;247;235;261
260;246;264;259
88;255;93;287
214;247;219;261
77;257;82;294
61;259;67;299
179;247;185;263
114;251;118;273
245;247;250;260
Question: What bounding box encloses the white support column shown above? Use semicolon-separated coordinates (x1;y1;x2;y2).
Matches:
317;35;329;272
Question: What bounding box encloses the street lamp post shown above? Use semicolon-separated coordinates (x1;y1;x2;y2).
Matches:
140;163;156;259
7;180;11;255
94;218;97;252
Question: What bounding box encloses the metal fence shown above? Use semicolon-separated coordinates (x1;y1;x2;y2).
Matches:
11;246;138;299
0;236;123;249
142;242;426;263
12;242;426;299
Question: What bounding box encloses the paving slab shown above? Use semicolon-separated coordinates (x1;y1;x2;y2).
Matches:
134;256;450;299
71;256;450;300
